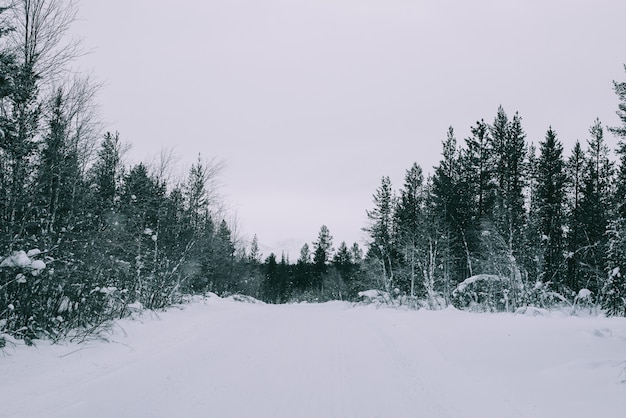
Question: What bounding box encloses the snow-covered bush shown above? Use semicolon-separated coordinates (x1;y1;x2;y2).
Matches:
452;274;511;312
523;281;571;311
0;249;51;342
572;288;596;315
358;289;393;306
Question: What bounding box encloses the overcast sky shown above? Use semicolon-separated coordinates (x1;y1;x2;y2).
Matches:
74;0;626;259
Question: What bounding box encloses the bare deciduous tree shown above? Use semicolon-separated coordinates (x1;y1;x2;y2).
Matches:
9;0;83;84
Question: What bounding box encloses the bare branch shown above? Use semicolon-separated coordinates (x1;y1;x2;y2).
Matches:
9;0;84;86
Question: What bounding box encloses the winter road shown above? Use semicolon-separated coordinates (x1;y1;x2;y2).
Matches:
1;298;625;417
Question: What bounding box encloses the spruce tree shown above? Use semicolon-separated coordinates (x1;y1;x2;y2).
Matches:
535;128;566;287
294;243;312;291
34;87;82;235
463;119;494;221
313;225;333;292
364;176;397;291
92;132;123;216
248;234;262;264
578;119;613;294
608;64;626;139
602;65;626;315
604;217;626;316
522;143;542;283
566;141;586;291
490;109;526;258
432;127;471;296
263;253;279;303
395;163;426;296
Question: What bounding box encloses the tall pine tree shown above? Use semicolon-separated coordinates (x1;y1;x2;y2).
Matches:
535;128;566;287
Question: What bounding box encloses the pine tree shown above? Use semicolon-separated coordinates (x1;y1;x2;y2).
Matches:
263;253;279;303
535;128;566;287
601;65;626;315
248;234;262;264
608;64;626;139
608;65;626;219
603;143;626;315
566;141;586;291
312;225;333;292
522;143;542;284
0;60;40;241
578;119;613;294
364;176;397;291
472;107;527;309
604;218;626;316
185;155;211;233
432;127;471;297
395;163;424;296
350;242;363;264
34;88;68;233
213;219;236;293
333;242;352;270
92;132;123;216
294;243;312;291
491;109;526;258
464;119;494;221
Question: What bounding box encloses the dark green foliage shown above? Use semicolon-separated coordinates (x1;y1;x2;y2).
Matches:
575;120;613;294
491;108;527;260
535;128;567;286
609;64;626;139
565;141;586;291
432;127;472;296
364;176;398;291
604;219;626;316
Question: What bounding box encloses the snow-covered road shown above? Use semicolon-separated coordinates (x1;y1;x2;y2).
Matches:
2;298;625;417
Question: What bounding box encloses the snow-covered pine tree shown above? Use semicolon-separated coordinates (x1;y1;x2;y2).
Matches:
603;65;626;316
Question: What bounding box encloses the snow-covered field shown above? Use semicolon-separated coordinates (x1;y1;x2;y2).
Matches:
1;296;625;418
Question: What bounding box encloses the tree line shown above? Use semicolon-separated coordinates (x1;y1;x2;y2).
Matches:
3;1;626;347
0;1;254;344
362;77;626;315
255;227;365;304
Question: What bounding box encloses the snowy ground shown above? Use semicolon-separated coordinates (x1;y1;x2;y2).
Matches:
1;297;625;418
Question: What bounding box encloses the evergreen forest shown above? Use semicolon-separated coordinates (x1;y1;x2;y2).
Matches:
2;1;626;346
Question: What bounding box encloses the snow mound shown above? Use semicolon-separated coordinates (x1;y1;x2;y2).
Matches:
515;306;549;316
357;289;392;305
358;289;381;299
0;250;46;272
127;302;144;312
224;294;265;304
26;249;41;257
454;274;504;293
576;289;593;301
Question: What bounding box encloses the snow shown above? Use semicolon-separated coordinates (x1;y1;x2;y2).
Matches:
0;250;46;271
30;260;46;270
577;288;593;300
1;298;625;417
0;251;32;268
454;274;504;293
358;289;383;298
26;249;42;257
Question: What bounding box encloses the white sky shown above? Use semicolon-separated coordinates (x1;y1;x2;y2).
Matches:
74;0;626;259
